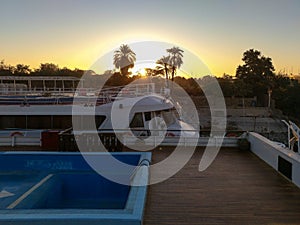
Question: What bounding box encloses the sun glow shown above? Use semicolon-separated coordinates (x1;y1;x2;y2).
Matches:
137;68;147;76
132;61;157;75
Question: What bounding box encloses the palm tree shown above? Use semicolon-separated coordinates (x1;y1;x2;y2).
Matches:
156;55;171;88
166;46;184;81
156;56;170;80
113;44;136;76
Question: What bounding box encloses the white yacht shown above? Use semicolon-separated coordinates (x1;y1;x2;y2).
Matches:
0;82;199;148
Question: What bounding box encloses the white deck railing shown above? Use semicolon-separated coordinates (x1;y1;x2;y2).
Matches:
0;130;42;146
0;83;157;105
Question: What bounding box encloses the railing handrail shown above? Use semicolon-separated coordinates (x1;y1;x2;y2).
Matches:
0;83;157;105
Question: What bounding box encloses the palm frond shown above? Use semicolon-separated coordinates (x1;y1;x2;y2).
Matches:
113;44;136;75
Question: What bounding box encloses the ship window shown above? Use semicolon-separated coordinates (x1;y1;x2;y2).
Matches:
144;112;152;121
130;113;144;128
172;108;180;119
80;115;106;130
71;115;106;130
0;116;26;129
27;116;52;129
81;116;94;130
95;116;106;128
53;116;72;129
162;110;176;126
72;116;82;129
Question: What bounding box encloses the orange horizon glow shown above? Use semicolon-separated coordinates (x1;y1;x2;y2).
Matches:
1;46;295;79
2;35;295;79
1;1;299;78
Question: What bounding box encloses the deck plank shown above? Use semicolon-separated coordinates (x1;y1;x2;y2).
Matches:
144;148;300;225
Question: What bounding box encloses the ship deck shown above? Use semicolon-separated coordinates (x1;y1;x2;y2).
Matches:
1;146;300;224
144;147;300;225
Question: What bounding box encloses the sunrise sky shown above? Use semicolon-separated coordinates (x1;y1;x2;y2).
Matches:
0;0;299;77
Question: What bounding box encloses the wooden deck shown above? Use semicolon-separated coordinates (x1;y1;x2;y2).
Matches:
144;148;300;225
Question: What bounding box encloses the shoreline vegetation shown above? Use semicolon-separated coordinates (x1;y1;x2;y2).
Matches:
0;46;299;122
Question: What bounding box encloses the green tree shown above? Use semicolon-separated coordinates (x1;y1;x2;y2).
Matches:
35;63;59;76
281;79;300;118
218;74;235;97
167;46;184;81
14;64;31;75
236;49;275;105
271;73;290;109
234;79;252;108
0;60;5;70
0;60;14;75
143;68;160;77
113;44;136;76
105;72;138;86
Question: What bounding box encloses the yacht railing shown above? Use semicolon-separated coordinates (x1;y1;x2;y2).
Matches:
69;128;243;148
0;128;245;148
0;83;156;105
0;88;78;96
0;83;155;96
0;130;43;147
96;83;156;102
282;120;300;153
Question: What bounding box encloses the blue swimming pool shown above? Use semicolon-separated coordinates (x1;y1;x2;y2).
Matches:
0;152;151;225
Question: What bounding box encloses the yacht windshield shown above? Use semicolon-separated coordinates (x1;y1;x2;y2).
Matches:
158;108;179;127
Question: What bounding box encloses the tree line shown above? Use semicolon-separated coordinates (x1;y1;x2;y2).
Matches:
1;45;299;120
112;44;300;119
0;60;84;77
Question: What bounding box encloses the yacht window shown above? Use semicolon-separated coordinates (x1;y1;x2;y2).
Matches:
72;115;106;130
153;108;179;127
95;116;106;128
53;116;72;129
27;116;52;129
0;116;26;129
144;112;152;121
72;116;81;129
155;111;161;117
130;113;144;128
172;108;180;119
162;110;176;126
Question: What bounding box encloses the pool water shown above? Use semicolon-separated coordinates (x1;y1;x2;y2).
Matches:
0;152;151;225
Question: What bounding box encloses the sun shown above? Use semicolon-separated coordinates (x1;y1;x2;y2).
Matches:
132;61;157;76
137;68;147;76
